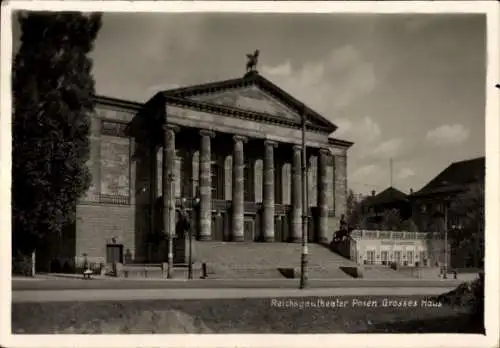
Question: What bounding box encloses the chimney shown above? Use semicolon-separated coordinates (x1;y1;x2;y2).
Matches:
371;190;376;196
410;188;414;195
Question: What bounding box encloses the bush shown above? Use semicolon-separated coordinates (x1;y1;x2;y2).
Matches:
435;271;484;327
12;253;34;276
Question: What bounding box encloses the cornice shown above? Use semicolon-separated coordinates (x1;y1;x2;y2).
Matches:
164;96;332;134
93;94;143;112
328;137;354;149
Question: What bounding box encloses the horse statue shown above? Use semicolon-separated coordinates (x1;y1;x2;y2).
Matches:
246;49;260;73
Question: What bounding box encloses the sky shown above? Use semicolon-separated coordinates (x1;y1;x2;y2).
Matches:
12;12;486;196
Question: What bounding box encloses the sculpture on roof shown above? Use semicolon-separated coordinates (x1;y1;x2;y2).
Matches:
246;49;260;74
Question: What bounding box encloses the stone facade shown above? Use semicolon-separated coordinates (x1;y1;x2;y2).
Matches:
60;73;353;266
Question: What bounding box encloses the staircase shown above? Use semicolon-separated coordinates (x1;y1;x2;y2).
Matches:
193;241;357;279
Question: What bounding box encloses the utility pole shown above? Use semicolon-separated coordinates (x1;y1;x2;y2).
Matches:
443;201;449;279
390;158;393;187
300;109;308;289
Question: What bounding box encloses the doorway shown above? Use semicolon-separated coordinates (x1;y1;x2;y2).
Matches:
106;244;124;264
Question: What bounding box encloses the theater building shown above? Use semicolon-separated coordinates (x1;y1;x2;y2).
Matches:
51;72;353;267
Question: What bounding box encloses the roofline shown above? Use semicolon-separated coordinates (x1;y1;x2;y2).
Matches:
410;185;466;198
93;94;143;111
328;137;354;149
450;156;485;165
413;156;485;195
162;72;337;133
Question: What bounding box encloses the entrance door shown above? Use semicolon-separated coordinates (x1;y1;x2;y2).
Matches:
244;218;255;241
106;244;124;264
407;251;414;266
394;251;402;265
274;217;283;242
212;214;224;241
381;251;389;265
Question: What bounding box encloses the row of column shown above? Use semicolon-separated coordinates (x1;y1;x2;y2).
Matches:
161;126;330;243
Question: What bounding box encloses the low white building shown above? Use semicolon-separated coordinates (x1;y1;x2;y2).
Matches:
335;230;450;267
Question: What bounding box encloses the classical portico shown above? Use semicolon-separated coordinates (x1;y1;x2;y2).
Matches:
128;71;352;258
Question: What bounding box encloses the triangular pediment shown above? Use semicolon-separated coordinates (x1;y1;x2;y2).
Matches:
162;73;337;132
188;85;300;122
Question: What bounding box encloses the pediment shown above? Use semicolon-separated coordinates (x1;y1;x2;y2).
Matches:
161;73;337;132
188;85;301;122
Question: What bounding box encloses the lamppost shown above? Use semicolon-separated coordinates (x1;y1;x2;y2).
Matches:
190;194;200;280
443;201;449;279
300;109;309;289
451;223;463;267
437;197;457;279
167;172;174;279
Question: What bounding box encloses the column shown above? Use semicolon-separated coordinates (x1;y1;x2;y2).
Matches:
291;145;302;242
199;130;214;241
263;140;277;242
317;149;329;244
162;125;177;261
232;135;247;242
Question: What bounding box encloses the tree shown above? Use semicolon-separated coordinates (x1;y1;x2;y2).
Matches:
449;181;485;267
12;12;102;270
346;189;365;230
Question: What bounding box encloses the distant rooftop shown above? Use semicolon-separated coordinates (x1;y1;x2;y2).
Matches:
363;186;409;206
413;156;485;197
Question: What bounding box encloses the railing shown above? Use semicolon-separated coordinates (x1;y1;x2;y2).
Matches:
351;230;443;240
81;192;130;205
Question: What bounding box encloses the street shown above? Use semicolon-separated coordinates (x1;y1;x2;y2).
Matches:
12;286;457;303
11;277;463;291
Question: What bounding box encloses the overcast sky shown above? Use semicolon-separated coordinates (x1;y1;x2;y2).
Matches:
12;12;486;195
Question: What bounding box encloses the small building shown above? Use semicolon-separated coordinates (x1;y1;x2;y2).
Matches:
334;230;450;267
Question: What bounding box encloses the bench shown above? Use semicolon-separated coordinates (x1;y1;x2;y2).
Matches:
83;269;93;279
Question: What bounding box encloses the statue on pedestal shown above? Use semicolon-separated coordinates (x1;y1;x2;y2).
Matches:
246;49;260;74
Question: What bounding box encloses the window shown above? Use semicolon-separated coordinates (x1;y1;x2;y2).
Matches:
244;159;253;202
366;250;375;264
211;160;224;200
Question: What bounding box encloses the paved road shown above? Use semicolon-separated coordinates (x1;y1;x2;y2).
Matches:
12;277;464;291
12;286;456;303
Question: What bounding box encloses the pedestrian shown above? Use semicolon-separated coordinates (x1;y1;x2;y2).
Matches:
176;200;191;238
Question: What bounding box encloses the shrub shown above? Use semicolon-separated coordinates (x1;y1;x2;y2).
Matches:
12;253;34;276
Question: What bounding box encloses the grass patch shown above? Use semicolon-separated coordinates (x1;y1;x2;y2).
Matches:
12;296;484;334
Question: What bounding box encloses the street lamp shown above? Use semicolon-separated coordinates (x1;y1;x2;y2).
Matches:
167;172;175;279
300;109;309;289
190;194;200;280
